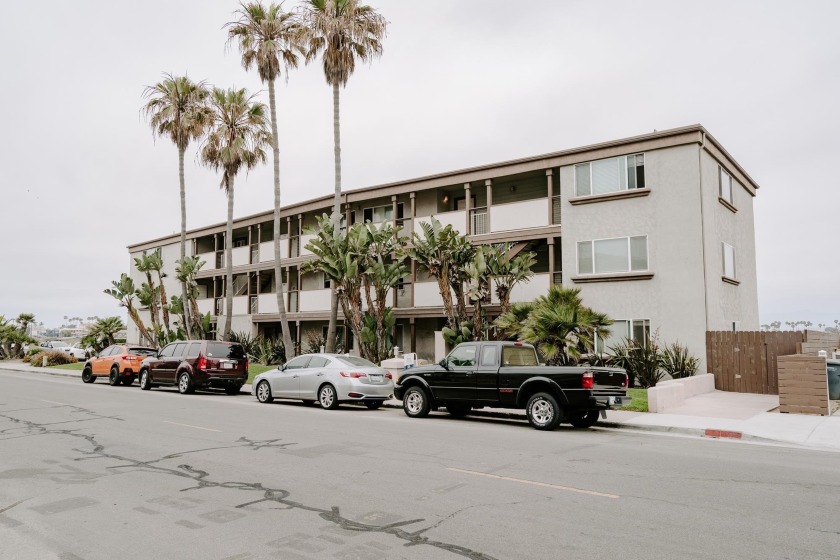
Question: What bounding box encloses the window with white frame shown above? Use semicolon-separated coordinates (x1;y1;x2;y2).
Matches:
596;319;651;354
575;154;645;197
722;243;736;280
577;236;648;275
719;167;733;204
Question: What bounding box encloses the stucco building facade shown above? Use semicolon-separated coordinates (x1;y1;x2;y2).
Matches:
127;125;760;368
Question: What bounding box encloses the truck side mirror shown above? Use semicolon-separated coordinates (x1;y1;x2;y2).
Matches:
439;358;449;370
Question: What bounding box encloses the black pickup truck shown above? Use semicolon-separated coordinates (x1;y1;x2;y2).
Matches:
394;341;630;430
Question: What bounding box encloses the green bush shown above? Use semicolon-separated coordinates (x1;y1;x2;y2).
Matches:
661;342;699;379
28;351;79;367
610;337;664;388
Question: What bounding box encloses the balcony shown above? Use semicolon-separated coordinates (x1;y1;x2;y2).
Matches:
299;233;316;257
415;210;466;236
552;195;561;225
471;208;488;235
196;251;215;270
231;246;249;267
490;199;549;233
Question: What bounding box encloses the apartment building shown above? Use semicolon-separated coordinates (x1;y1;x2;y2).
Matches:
127;125;760;367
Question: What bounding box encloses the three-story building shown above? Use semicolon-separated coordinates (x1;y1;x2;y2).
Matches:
127;125;760;368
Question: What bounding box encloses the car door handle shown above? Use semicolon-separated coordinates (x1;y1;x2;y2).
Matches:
292;374;299;378
317;372;324;376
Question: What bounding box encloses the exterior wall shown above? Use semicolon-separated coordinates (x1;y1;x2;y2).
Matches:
561;144;710;367
125;126;760;366
699;149;760;332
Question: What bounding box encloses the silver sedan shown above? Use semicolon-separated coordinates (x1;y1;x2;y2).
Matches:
252;353;394;410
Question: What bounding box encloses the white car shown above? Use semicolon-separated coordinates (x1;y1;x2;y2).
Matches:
67;344;89;360
40;341;72;354
252;353;394;409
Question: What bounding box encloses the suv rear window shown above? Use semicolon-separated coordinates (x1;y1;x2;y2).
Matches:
205;342;245;359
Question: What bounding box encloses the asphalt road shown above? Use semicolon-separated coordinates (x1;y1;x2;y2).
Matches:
1;371;839;560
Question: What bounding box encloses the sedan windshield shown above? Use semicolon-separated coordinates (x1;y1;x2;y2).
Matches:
334;355;378;368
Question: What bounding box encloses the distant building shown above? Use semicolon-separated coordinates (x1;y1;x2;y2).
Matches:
127;125;759;369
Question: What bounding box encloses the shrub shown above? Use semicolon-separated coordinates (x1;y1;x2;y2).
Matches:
610;337;664;389
661;342;699;379
28;351;78;367
304;331;326;355
253;336;285;366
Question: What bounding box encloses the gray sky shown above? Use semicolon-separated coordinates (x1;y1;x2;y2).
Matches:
1;0;838;330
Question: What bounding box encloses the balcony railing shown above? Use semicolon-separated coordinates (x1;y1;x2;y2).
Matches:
552;195;561;225
250;246;259;264
553;271;563;285
214;298;224;315
471;207;488;235
250;296;258;314
290;236;300;258
215;251;225;269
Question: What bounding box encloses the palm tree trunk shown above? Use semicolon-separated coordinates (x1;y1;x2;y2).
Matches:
157;271;170;332
223;180;235;341
178;146;192;339
325;82;341;353
268;79;295;359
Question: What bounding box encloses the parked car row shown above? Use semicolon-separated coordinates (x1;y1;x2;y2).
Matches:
36;340;89;360
79;340;631;431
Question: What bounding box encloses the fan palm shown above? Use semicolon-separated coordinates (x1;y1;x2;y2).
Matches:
142;74;211;338
299;0;387;351
200;87;272;341
226;1;302;357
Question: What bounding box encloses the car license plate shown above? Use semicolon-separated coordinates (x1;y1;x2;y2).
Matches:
370;374;382;382
223;362;234;369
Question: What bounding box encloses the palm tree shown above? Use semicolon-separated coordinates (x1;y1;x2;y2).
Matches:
142;74;212;338
146;249;171;333
226;1;302;358
299;0;388;352
200;87;272;341
105;274;153;345
486;244;537;315
134;252;161;343
495;286;612;365
175;255;206;336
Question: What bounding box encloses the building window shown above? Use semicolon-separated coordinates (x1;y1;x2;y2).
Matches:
575;154;645;197
722;242;736;280
363;203;403;224
719;167;733;204
577;236;648;275
596;319;651;354
323;273;331;289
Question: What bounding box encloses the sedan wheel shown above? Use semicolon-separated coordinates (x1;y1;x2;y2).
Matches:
526;392;562;431
318;384;339;410
403;386;431;418
256;380;273;403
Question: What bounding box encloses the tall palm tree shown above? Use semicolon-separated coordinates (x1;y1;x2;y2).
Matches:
142;74;212;339
133;252;161;344
226;1;301;358
200;87;272;341
299;0;387;352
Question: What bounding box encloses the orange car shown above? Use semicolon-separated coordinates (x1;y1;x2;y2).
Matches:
82;344;158;386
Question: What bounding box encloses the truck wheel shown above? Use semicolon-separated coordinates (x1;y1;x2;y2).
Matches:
446;403;471;418
82;367;95;384
526;392;562;431
403;386;431;418
568;410;599;428
109;367;121;386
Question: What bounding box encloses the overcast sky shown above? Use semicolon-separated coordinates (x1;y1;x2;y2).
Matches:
1;0;838;330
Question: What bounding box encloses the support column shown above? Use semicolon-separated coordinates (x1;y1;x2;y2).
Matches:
285;216;292;257
485;179;493;233
410;317;416;353
410;192;416;308
546;169;554;225
547;237;555;285
295;320;301;354
464;182;472;235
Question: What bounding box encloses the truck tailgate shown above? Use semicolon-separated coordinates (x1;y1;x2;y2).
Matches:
591;367;627;389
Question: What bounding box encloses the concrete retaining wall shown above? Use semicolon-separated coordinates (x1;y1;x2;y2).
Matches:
648;373;716;413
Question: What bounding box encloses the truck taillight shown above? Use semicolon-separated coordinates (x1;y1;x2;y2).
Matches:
197;356;207;371
340;371;367;379
582;371;594;389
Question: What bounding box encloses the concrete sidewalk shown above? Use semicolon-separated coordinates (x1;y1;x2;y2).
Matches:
2;361;838;452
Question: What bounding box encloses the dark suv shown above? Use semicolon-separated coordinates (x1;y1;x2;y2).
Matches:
139;340;248;395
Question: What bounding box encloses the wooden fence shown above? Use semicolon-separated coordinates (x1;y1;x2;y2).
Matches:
777;355;830;415
706;331;804;394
